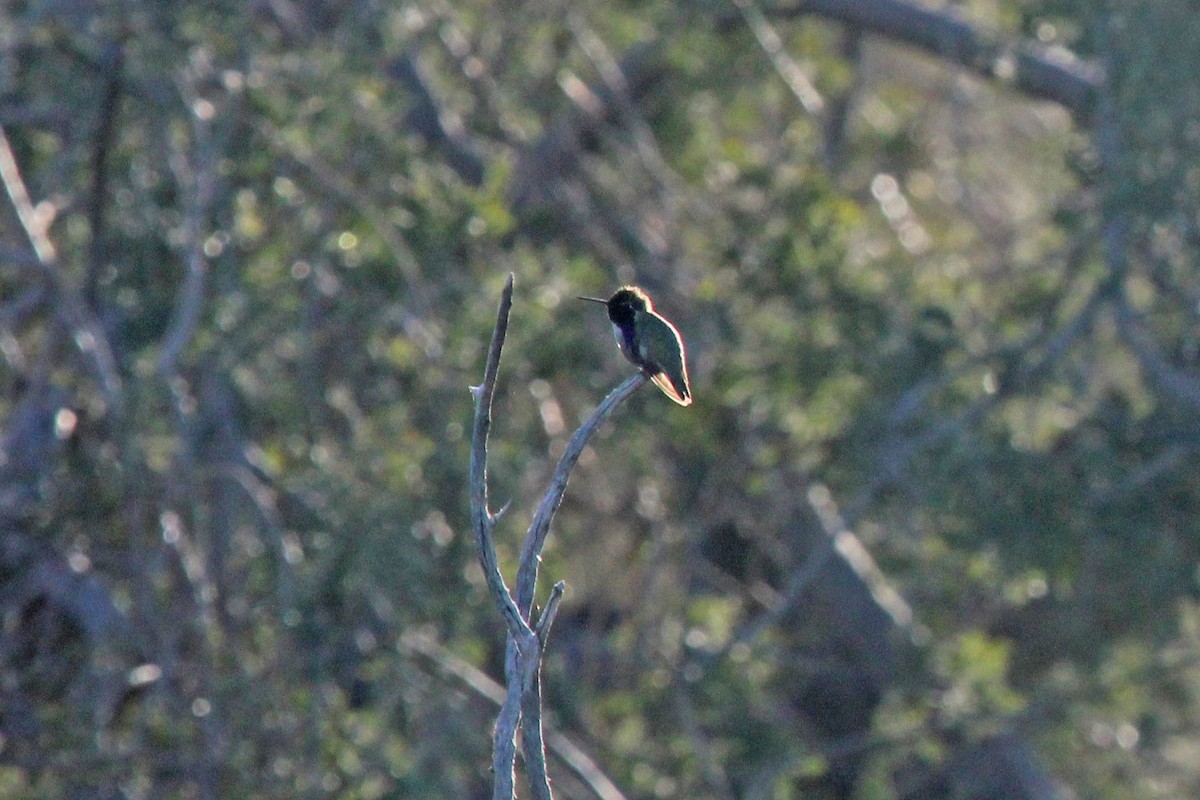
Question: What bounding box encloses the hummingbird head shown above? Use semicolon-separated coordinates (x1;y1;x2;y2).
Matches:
578;285;651;326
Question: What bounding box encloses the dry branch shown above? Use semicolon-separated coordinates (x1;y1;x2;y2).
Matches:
469;276;646;800
768;0;1102;119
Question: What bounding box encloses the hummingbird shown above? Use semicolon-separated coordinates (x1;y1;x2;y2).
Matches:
579;286;692;406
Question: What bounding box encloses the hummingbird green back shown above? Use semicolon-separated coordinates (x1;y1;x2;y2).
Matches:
579;286;692;406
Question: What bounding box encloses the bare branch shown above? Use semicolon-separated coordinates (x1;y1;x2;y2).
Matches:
1113;292;1200;411
403;631;630;800
516;373;646;617
469;274;542;800
0;124;57;263
765;0;1103;119
84;40;125;308
732;0;826;116
520;580;568;800
822;28;864;171
536;581;567;641
508;44;667;212
1088;22;1200;415
158;93;217;378
492;676;523;800
521;668;553;800
470;276;648;800
387;50;486;187
470;273;537;643
511;375;644;800
0;124;124;411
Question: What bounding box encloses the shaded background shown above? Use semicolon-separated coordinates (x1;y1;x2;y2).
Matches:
1;1;1198;798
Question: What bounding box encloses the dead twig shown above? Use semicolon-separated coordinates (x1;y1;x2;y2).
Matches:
469;274;544;800
469;275;646;800
402;629;629;800
0;124;123;412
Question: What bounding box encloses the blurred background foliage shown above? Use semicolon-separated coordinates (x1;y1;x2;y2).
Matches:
1;1;1199;798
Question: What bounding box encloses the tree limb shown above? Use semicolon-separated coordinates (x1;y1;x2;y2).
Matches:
765;0;1103;120
158;87;217;379
516;373;646;618
469;273;538;650
733;0;826;116
0;124;124;412
84;39;124;308
470;277;648;800
403;629;630;800
387;50;486;187
469;274;546;800
513;376;645;799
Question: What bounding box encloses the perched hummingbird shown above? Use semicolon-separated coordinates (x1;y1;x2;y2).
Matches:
579;286;692;406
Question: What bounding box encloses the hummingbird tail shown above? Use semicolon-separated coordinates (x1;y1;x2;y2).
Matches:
649;371;692;406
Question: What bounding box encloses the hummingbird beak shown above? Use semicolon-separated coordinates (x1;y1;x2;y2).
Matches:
577;296;607;304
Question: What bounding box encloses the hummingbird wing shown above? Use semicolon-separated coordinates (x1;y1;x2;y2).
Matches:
638;312;692;406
